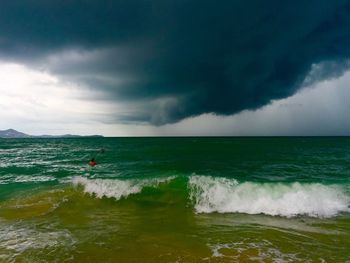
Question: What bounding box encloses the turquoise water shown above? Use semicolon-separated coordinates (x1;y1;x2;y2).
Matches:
0;137;350;262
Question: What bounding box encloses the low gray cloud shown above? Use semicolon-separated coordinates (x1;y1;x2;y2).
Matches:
1;0;350;125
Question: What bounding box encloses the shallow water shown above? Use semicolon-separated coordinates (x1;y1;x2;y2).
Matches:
0;137;350;262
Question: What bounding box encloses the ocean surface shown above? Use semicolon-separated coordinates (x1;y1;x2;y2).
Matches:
0;137;350;262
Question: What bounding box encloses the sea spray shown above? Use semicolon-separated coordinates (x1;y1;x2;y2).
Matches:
189;175;350;217
72;176;176;200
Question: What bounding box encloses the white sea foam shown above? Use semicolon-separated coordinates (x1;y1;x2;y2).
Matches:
0;221;75;262
0;175;56;184
72;176;175;200
189;175;350;218
208;240;300;262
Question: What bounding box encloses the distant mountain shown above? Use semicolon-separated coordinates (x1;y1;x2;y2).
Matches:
0;129;103;138
0;129;30;138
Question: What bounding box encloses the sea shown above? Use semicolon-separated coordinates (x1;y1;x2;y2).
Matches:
0;137;349;262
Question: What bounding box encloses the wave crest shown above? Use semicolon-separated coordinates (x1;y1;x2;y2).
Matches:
72;175;350;218
72;176;175;200
189;175;350;218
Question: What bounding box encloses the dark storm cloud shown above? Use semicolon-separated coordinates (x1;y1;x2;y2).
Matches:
1;0;350;124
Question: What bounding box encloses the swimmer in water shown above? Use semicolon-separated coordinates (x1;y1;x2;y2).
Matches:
88;158;96;167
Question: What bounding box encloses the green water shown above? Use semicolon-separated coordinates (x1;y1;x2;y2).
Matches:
0;137;350;262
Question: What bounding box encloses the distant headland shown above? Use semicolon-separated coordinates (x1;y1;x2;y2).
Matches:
0;129;103;138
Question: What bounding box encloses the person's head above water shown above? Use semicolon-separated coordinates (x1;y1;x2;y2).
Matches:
88;158;96;167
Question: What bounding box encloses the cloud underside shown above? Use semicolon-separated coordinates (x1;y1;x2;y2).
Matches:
1;1;350;125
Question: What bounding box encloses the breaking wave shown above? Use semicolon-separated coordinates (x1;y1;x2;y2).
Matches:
72;176;175;200
71;175;350;218
189;175;350;218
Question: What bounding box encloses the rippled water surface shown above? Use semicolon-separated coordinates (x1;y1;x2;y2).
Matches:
0;137;350;262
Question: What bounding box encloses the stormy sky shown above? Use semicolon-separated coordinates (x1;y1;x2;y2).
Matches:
1;0;350;135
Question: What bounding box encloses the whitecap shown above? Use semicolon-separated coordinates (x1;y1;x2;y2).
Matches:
0;175;56;184
72;176;175;200
189;175;350;218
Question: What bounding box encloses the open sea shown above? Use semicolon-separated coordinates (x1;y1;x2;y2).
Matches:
0;137;350;262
